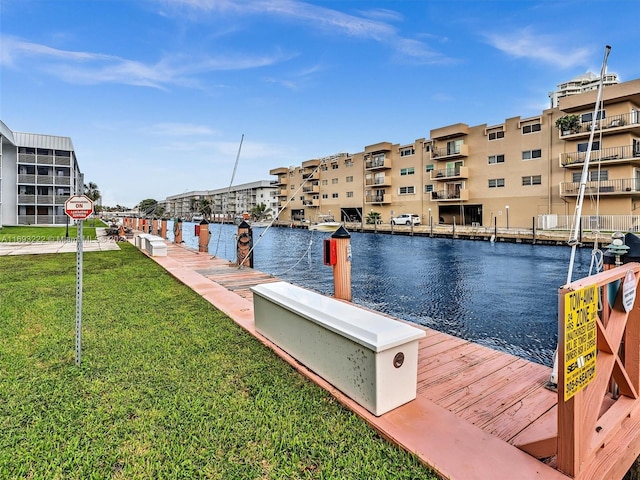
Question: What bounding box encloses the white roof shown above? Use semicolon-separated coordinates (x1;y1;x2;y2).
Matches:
12;132;75;151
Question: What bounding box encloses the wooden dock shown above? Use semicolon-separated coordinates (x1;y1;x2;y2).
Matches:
144;240;639;480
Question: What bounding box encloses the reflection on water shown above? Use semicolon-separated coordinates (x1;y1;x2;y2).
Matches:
169;222;592;366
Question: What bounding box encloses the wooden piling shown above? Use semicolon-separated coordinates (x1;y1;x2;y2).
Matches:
332;226;352;301
173;219;183;244
198;220;210;253
161;219;167;239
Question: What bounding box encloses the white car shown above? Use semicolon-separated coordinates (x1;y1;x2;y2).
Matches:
391;214;421;226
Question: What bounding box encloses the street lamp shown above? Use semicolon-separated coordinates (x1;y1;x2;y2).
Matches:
505;205;510;229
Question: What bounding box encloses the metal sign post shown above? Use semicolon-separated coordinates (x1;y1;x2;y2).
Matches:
65;195;94;366
75;220;83;365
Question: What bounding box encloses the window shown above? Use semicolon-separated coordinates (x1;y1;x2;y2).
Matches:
522;175;542;186
577;141;600;152
299;196;305;201
572;170;608;182
522;123;541;134
345;158;353;167
332;193;339;198
399;186;415;194
346;176;353;183
400;147;415;157
331;163;339;170
581;110;605;123
522;149;542;160
347;191;354;198
424;185;434;193
332;178;338;184
321;179;328;186
488;178;505;188
488;154;505;164
322;194;328;199
447;139;463;155
400;167;415;176
425;164;434;172
289;171;295;177
290;184;295;190
488;131;505;140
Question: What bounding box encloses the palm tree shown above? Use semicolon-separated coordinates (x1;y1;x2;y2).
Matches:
198;198;213;220
366;210;382;225
250;203;272;221
84;182;101;214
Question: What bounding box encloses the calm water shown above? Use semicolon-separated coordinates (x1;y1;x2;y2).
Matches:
169;221;592;366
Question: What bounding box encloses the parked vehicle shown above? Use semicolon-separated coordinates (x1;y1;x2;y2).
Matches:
391;214;421;226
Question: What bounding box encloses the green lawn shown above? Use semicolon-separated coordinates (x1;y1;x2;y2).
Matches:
0;243;436;479
0;220;105;241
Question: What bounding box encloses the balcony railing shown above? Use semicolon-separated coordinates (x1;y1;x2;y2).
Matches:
365;194;389;204
18;174;36;183
560;177;640;196
431;144;469;160
55;157;71;166
560;144;640;167
37;175;54;185
365;176;390;186
559;111;640;138
431;188;469;201
54;175;71;186
18;154;36;163
37;195;54;205
36;156;54;165
431;166;469;181
302;200;318;206
18;195;36;204
365;157;391;170
302;185;319;193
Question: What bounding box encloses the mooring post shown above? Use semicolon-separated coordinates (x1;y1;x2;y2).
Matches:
532;217;536;245
173;218;183;244
332;226;352;301
494;216;497;239
152;218;158;235
198;219;209;252
161;219;167;239
237;220;253;268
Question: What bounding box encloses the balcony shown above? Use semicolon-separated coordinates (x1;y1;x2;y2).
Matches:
559;111;640;139
302;185;320;193
365;194;391;204
18;194;36;204
36;156;54;165
269;167;289;175
560;144;640;168
37;175;54;185
560;178;640;197
302;199;318;207
18;174;36;184
431;144;469;161
18;154;36;163
431;188;469;202
365;175;391;186
365;157;392;170
431;166;469;181
54;175;71;186
55;157;71;166
37;195;54;205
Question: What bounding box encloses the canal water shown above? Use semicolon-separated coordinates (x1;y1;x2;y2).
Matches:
169;221;593;366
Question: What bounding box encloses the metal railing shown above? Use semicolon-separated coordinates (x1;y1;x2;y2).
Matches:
537;214;640;232
560;144;640;166
559;110;640;137
560;178;640;196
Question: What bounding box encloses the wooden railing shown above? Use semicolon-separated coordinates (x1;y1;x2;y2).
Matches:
519;263;640;478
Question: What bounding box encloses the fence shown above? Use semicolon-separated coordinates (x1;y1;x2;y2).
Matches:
538;214;640;232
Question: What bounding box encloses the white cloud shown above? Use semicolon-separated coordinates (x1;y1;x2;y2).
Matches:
0;34;291;89
484;28;590;68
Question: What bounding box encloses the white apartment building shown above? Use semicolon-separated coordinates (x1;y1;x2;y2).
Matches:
165;180;278;220
0;120;83;226
549;71;619;108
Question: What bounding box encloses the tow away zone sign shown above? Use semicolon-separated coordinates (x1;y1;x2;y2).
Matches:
564;284;598;401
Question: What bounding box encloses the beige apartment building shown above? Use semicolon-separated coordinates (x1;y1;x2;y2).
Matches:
270;78;640;230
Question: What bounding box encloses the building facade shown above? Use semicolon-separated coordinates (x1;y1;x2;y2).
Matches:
164;180;278;220
0;120;83;226
271;78;640;229
548;71;620;108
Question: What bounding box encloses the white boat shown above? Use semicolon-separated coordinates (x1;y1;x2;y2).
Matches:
309;214;341;232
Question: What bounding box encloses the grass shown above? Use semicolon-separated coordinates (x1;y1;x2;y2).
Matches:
0;243;437;479
0;219;105;241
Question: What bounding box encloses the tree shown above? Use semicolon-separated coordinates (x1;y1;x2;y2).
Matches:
138;198;158;216
198;198;213;220
366;210;382;224
250;203;272;221
84;182;101;202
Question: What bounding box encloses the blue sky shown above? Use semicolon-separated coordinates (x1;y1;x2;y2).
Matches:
1;0;639;208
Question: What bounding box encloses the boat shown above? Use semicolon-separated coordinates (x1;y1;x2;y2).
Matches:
308;214;341;232
192;214;204;222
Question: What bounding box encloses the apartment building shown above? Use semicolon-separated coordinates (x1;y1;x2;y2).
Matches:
0;120;83;226
165;180;278;220
549;71;620;108
270;77;640;229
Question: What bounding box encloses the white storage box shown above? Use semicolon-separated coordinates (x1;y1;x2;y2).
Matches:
251;281;426;416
